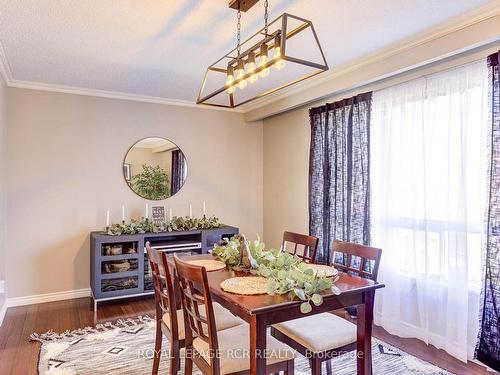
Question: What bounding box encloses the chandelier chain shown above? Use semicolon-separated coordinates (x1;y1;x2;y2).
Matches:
237;7;241;57
264;0;269;35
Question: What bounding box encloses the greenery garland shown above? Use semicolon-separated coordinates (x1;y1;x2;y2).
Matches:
105;215;221;235
213;235;341;313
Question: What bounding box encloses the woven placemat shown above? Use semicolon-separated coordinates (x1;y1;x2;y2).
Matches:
220;276;268;295
306;264;338;277
186;259;227;272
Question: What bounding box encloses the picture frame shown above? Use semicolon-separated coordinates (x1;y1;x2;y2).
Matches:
152;206;166;226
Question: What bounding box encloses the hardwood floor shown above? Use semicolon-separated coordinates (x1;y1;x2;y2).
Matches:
0;296;490;374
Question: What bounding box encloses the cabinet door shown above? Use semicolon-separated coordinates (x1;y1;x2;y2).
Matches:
94;239;141;299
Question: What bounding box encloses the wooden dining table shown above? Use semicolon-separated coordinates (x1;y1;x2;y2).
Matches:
171;254;385;375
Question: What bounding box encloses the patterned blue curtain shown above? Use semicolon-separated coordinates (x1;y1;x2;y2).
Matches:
308;93;372;264
476;51;500;371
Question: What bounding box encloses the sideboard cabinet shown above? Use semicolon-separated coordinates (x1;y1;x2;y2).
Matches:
90;225;238;310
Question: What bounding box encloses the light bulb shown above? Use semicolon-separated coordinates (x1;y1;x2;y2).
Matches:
236;60;247;89
247;51;258;83
259;43;270;78
225;65;235;94
273;35;285;71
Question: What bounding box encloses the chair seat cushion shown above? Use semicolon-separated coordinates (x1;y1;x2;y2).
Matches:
162;302;244;340
273;313;356;353
193;324;295;374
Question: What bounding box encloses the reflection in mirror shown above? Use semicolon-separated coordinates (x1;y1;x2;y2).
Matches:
123;137;187;200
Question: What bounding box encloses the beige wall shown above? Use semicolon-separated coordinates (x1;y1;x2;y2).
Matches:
5;88;263;298
0;75;6;310
263;109;310;250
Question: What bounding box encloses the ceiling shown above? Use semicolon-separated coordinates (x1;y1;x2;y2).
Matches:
0;0;492;107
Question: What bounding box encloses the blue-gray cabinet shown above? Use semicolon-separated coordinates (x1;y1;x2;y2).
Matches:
90;226;238;310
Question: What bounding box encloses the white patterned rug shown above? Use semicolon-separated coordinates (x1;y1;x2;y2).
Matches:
31;316;454;375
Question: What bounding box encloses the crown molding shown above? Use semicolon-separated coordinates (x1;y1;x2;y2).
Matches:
243;0;500;114
0;41;244;113
6;79;245;112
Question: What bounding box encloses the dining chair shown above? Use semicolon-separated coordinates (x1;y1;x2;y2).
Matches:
282;231;319;263
146;243;244;375
271;240;382;375
174;254;296;375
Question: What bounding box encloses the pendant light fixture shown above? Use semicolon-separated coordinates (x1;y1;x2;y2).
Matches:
197;0;328;108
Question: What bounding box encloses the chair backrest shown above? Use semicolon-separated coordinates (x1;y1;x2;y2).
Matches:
146;242;178;335
331;240;382;281
174;255;220;372
282;231;319;263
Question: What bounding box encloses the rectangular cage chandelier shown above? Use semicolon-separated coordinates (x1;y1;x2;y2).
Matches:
197;1;328;109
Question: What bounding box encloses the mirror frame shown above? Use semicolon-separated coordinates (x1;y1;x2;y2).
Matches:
122;136;188;200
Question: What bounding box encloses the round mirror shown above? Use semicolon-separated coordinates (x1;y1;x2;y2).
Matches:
123;137;187;200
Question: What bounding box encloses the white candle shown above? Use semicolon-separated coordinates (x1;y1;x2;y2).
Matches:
106;210;110;227
189;204;192;219
169;208;173;220
145;203;149;218
121;205;125;222
203;201;206;216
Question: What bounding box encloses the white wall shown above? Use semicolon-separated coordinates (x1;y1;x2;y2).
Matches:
0;75;6;317
5;88;263;298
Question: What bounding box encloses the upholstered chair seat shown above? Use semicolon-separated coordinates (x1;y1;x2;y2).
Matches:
273;313;356;353
193;324;296;374
162;303;244;339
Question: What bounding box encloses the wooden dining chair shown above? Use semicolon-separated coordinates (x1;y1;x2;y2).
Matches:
282;231;319;263
331;240;382;281
271;240;382;375
146;243;244;375
174;255;295;375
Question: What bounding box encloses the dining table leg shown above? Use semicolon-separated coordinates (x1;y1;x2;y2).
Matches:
250;314;267;375
357;290;374;375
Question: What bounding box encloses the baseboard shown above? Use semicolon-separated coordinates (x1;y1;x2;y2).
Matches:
0;299;7;327
6;288;91;308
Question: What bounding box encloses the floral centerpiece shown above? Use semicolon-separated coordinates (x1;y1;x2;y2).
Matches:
213;235;341;313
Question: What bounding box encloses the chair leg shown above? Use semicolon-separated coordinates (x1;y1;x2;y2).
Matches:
170;339;180;375
152;322;162;375
310;357;322;375
184;354;193;375
325;359;332;375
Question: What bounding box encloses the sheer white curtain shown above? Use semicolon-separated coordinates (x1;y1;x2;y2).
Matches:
371;60;488;362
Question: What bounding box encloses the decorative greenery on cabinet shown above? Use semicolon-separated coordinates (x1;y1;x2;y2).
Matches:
105;216;221;236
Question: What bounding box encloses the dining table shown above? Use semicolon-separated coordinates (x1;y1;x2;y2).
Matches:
171;253;385;375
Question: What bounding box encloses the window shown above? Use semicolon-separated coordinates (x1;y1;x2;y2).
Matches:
371;60;488;361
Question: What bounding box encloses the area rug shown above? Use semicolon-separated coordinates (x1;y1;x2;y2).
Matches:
31;316;454;375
